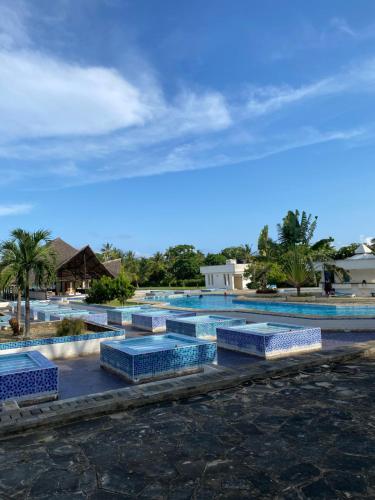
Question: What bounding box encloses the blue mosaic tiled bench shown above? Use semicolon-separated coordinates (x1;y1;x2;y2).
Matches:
0;350;58;403
166;314;246;339
217;322;322;359
100;333;216;383
36;308;78;321
107;306;153;325
131;309;196;332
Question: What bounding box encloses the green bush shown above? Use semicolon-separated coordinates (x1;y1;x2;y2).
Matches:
86;271;135;305
56;318;84;337
86;276;116;304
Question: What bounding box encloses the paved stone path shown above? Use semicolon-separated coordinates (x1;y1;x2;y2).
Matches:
1;358;374;499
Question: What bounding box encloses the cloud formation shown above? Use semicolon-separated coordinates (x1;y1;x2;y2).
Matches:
0;2;372;189
0;204;33;216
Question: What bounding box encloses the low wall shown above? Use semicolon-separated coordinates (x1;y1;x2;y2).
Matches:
0;329;125;360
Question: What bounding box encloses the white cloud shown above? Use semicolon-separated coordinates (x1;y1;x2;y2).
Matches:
0;203;33;216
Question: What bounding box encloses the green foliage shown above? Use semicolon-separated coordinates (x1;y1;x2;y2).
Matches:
277;210;317;247
113;270;135;305
0;228;56;336
56;318;84;337
99;243;124;262
204;253;227;265
282;246;316;295
164;245;205;282
221;245;252;263
86;272;135;305
333;243;359;260
86;276;116;304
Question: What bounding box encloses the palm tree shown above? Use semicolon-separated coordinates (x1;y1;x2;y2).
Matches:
101;243;114;262
282;246;315;296
0;259;25;329
0;229;56;337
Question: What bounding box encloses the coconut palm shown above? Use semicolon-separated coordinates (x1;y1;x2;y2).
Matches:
0;260;25;329
0;229;56;337
100;243;114;262
282;246;316;296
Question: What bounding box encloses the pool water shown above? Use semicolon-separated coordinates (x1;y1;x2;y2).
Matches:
226;322;304;335
0;353;38;375
146;295;375;317
106;334;197;353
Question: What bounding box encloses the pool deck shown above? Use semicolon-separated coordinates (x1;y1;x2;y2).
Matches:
55;328;375;399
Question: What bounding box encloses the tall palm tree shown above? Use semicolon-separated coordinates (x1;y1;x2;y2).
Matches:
101;243;114;262
0;229;56;337
0;260;25;329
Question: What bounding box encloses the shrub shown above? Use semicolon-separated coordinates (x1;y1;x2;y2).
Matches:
113;271;135;305
56;318;84;337
9;318;20;335
255;289;278;294
86;276;116;304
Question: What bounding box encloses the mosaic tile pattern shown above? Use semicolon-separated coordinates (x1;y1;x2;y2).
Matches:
217;323;322;359
131;310;196;332
100;333;216;383
166;315;246;339
50;311;108;325
107;306;152;325
0;350;58;402
0;329;125;351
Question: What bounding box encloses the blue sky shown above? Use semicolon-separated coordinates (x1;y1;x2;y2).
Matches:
0;0;375;254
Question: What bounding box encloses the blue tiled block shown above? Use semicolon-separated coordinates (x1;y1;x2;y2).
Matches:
217;322;322;359
166;315;246;339
0;350;58;402
100;333;216;383
107;306;152;325
131;309;196;332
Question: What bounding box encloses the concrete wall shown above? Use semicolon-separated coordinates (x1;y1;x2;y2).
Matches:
0;330;125;360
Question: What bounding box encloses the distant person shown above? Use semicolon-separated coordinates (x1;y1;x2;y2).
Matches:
199;295;203;299
324;282;332;296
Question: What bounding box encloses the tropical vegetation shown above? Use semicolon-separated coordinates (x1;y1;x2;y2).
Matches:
0;229;55;336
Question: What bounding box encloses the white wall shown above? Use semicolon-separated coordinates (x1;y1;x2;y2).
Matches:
0;333;125;360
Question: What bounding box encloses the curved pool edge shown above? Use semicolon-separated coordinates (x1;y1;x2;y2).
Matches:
147;303;375;332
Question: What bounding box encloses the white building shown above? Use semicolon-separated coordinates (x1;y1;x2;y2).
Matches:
321;244;375;297
200;259;251;290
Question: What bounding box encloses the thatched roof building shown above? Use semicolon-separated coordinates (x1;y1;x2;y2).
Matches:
50;238;121;294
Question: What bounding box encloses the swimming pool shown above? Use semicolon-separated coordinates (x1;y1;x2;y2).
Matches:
144;295;375;317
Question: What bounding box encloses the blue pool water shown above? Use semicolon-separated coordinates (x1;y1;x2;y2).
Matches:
0;353;38;375
145;295;375;317
105;334;198;353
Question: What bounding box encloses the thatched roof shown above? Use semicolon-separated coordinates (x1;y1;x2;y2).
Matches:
103;259;122;278
50;238;78;266
52;238;113;281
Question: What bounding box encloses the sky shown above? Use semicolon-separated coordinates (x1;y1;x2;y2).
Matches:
0;0;375;255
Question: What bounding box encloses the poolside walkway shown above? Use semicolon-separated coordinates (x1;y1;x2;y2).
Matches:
55;330;375;399
1;356;374;498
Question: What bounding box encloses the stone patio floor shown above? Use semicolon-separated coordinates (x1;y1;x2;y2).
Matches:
0;356;374;499
56;329;375;399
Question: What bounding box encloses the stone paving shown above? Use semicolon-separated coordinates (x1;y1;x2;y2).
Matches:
0;357;374;499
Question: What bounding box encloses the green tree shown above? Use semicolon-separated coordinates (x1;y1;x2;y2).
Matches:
165;245;204;284
204;253;227;265
0;259;25;328
99;243;124;262
221;244;252;263
0;229;56;337
277;210;317;247
113;270;135;305
333;243;359;260
282;246;316;296
122;251;140;286
86;276;115;304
